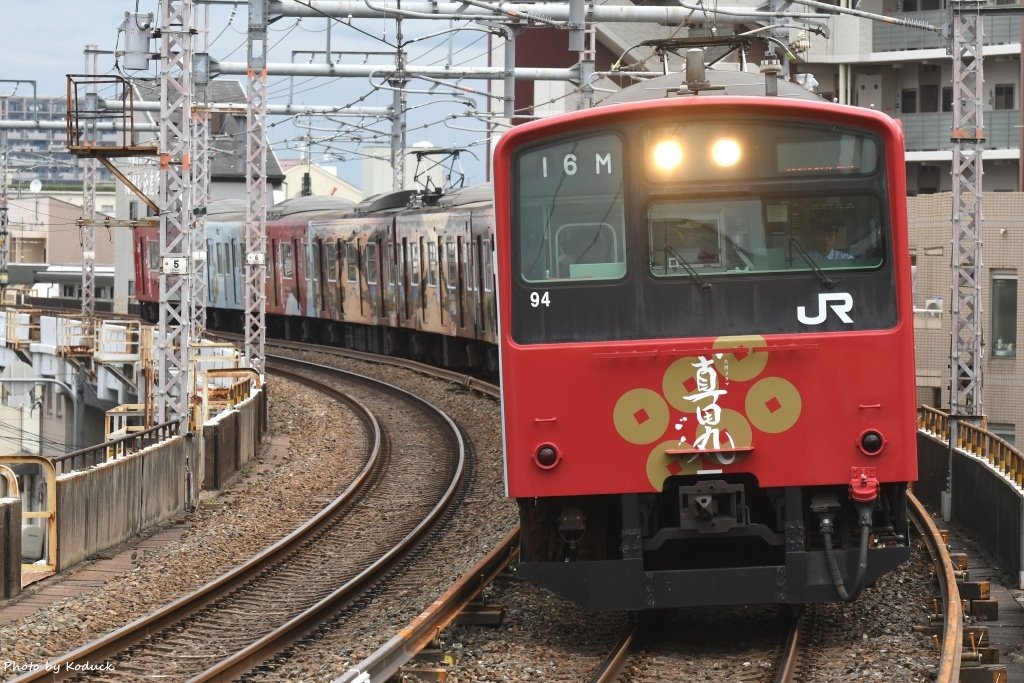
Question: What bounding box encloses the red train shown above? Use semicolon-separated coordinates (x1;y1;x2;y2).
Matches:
135;59;917;610
494;72;917;609
134;187;499;371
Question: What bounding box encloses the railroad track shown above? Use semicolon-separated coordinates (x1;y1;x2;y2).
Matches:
583;489;961;683
11;356;468;682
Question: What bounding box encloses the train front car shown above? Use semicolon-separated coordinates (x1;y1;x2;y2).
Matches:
493;96;916;610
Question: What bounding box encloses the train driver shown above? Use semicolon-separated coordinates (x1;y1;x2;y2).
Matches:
810;222;854;261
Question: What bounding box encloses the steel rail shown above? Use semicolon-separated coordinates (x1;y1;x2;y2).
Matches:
186;354;468;681
10;364;384;683
775;608;805;683
336;526;519;682
590;618;639;683
906;489;963;681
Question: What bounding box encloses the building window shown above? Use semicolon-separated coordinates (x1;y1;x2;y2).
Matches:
900;89;917;114
993;84;1014;110
942;87;953;113
989;423;1016;445
991;271;1017;357
920;84;939;113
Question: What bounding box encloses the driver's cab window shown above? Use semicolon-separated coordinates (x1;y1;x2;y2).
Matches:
555;223;622;279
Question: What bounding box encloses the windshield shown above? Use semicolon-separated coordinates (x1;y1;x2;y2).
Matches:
648;195;884;278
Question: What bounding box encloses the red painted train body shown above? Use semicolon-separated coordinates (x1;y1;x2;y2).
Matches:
494;81;917;609
133;188;499;369
134;65;917;610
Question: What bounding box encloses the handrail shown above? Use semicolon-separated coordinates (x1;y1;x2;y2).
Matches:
918;405;1024;487
50;421;180;475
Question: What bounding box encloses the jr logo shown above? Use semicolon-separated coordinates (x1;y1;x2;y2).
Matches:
797;292;854;325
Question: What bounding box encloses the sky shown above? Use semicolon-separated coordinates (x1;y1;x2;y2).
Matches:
0;0;498;188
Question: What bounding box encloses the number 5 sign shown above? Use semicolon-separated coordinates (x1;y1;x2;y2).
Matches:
162;256;189;275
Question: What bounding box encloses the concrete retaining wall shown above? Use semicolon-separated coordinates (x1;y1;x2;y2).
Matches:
201;390;267;491
56;436;191;570
1;497;20;598
918;431;1024;588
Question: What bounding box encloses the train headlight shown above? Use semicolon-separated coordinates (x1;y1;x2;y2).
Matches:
651;139;683;172
534;443;561;469
858;429;885;456
711;137;742;167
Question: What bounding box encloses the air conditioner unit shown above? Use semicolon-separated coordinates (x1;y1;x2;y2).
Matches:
925;296;943;317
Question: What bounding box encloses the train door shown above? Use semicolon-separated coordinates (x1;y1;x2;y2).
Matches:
209;239;221;306
312;237;324;315
479;235;493;333
291;237;305;315
458;235;468;331
342;239;358;318
323;240;338;318
426;237;440;325
401;238;412;321
278;240;299;315
449;237;463;329
365;238;380;320
147;238;159;299
268;239;280;310
407;239;419;319
229;237;240;306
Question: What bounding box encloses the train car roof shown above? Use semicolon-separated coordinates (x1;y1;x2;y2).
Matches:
437;183;492;208
600;69;823;106
267;195;355;220
205;199;249;219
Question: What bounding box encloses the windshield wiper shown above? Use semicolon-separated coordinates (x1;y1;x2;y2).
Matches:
788;237;836;288
663;245;711;290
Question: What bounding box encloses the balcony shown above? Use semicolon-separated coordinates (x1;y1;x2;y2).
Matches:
897;109;1021;151
874;10;1020;52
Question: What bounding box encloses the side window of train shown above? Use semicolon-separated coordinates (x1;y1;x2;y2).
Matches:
148;240;159;272
411;241;421;285
427;241;438;287
365;242;378;285
482;238;494;292
326;243;338;282
346;242;359;283
387;240;396;285
280;242;294;280
446;240;457;290
466;243;477;292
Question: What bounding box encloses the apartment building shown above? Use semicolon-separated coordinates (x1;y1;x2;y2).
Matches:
0;95;115;185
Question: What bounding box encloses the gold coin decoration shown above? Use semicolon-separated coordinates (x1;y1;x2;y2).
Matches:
610;336;804;490
613;388;670;445
712;335;768;381
646;440;703;490
745;377;802;433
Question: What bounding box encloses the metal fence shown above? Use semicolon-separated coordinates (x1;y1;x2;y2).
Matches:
50;421;180;475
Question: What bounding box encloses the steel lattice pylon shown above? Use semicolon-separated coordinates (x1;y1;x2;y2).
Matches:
949;3;985;420
156;0;195;426
190;45;210;341
244;0;269;377
81;46;99;328
945;1;987;520
0;132;8;288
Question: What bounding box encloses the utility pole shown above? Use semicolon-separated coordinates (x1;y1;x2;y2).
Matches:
81;45;99;329
944;0;987;521
156;0;195;427
390;5;407;191
0;131;8;290
191;6;210;341
244;0;269;377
